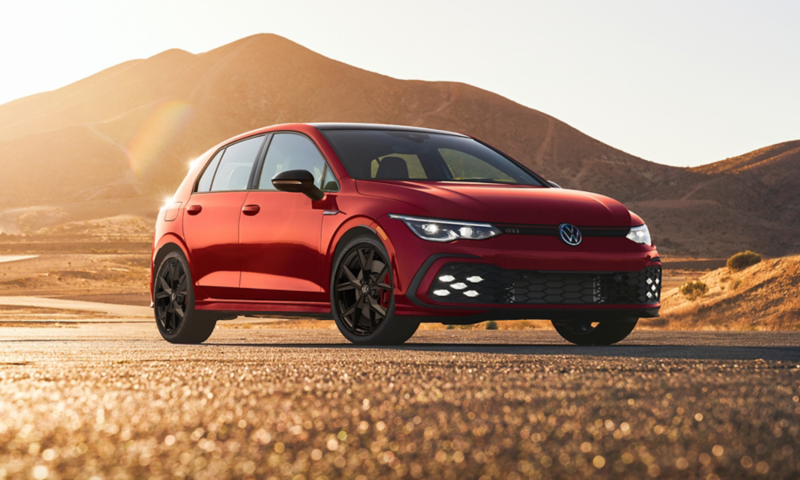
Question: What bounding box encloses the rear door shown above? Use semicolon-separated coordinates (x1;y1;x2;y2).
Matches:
238;132;339;301
183;135;266;299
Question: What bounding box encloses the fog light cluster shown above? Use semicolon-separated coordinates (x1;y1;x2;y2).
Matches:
645;276;660;300
432;274;484;299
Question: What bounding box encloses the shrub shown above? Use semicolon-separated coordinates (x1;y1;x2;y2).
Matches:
727;250;762;272
485;321;499;330
679;281;708;301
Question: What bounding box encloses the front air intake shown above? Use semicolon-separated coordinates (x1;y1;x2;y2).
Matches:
429;263;661;305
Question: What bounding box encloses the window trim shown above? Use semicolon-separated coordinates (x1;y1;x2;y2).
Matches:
252;130;341;193
192;134;268;195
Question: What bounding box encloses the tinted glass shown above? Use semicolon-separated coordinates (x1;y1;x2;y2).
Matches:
321;165;340;192
196;149;224;192
322;130;544;186
259;133;326;190
440;148;515;182
210;136;264;192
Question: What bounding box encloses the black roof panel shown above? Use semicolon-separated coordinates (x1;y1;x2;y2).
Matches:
309;123;466;137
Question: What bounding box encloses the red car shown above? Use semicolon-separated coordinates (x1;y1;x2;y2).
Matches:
151;123;660;346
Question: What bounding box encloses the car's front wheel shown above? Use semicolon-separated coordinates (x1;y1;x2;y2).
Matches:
153;250;217;344
331;234;419;345
551;318;638;345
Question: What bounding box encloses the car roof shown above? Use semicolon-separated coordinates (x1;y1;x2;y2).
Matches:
309;123;467;137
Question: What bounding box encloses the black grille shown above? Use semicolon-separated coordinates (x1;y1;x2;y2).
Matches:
428;263;661;305
495;224;631;237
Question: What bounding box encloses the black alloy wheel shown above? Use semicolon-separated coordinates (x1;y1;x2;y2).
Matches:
331;235;419;345
153;251;217;344
334;241;393;336
551;318;638;345
154;256;189;334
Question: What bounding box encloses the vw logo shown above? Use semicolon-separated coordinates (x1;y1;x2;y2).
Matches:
558;223;582;246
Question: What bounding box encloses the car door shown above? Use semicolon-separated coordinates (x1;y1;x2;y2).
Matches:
238;132;339;302
183;135;266;299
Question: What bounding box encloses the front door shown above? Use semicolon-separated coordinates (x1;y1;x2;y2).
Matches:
238;132;335;302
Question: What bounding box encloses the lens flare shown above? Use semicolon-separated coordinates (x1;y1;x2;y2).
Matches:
127;99;194;179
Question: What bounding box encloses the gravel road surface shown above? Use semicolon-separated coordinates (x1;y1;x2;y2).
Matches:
0;324;798;479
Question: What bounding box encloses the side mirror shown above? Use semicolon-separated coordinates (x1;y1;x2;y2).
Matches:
272;170;324;201
547;180;562;189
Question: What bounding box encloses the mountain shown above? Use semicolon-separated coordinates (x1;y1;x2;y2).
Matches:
626;141;800;256
0;34;797;256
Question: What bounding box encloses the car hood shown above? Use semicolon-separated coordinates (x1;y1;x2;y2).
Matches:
356;181;632;226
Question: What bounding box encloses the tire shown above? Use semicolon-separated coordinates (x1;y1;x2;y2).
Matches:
153;250;217;344
331;234;419;345
551;318;638;345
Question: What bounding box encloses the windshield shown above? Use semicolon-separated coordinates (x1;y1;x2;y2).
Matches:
321;129;546;186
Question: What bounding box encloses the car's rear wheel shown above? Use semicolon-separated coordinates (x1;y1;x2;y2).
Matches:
331;235;419;345
153;251;217;344
551;318;638;345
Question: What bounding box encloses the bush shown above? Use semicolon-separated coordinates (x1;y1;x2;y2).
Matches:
485;321;499;330
727;251;761;272
679;281;708;301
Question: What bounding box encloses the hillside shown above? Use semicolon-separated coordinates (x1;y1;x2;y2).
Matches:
0;33;797;256
654;256;800;330
626;141;800;256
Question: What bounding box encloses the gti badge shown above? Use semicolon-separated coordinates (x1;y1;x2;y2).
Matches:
558;223;582;246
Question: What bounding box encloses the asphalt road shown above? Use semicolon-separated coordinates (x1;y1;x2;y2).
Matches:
0;324;798;480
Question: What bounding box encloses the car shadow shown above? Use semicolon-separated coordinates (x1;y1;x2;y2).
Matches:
204;342;800;361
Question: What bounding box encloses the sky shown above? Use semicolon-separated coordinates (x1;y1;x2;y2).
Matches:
0;0;798;167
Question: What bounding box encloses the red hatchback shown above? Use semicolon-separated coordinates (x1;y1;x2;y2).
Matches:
151;123;661;345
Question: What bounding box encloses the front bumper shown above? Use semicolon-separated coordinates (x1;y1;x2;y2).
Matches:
378;217;661;323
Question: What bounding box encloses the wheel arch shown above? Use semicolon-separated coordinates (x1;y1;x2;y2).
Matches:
325;218;399;294
151;235;193;301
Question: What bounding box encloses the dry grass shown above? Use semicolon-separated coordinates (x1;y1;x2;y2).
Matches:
657;255;800;330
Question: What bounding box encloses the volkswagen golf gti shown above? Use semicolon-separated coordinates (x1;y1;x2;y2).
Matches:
151;123;661;346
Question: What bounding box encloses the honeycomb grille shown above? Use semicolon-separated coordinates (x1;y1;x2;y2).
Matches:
428;263;661;305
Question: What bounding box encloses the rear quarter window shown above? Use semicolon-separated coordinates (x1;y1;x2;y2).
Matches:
196;149;224;193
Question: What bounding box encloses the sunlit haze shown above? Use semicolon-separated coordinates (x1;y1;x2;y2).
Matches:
1;0;798;166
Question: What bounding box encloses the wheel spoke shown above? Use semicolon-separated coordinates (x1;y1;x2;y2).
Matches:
341;300;359;318
159;278;173;295
342;265;359;284
371;265;388;286
356;247;368;270
351;299;363;328
155;291;171;300
364;247;374;273
173;302;185;318
368;297;386;318
335;282;357;292
157;308;168;326
375;282;391;290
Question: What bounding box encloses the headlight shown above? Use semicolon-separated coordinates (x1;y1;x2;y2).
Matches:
388;214;501;242
626;225;652;245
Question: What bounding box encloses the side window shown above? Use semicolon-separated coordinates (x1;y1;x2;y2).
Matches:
210;136;265;192
196;149;225;193
259;133;326;190
439;148;515;182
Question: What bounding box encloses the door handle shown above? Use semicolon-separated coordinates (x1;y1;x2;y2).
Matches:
187;205;202;215
242;204;261;216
